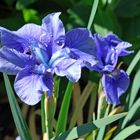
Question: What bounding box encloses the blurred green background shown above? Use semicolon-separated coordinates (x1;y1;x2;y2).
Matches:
0;0;140;139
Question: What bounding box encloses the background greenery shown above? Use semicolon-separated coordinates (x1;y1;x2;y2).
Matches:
0;0;140;139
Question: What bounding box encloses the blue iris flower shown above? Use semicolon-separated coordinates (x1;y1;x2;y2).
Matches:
88;33;133;104
0;12;97;105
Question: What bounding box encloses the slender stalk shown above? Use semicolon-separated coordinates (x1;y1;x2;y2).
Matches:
87;0;99;29
41;93;50;139
56;82;73;135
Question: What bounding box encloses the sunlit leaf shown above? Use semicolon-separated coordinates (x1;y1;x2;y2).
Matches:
113;119;140;140
51;113;127;140
121;98;140;129
104;126;117;140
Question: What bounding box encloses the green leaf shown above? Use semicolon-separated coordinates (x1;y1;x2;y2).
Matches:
56;82;73;135
128;69;140;108
113;119;140;140
22;9;40;23
3;74;32;140
51;113;127;140
96;105;110;140
87;0;99;29
126;49;140;75
121;98;140;129
104;126;117;140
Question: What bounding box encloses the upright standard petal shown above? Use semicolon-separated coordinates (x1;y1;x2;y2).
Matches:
42;12;65;54
105;34;133;56
102;70;130;104
54;58;81;82
16;23;42;41
116;42;134;56
0;27;27;52
65;28;97;67
89;34;118;73
14;66;53;105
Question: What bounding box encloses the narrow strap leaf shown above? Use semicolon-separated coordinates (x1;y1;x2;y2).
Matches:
121;98;140;129
3;73;32;140
128;68;140;109
87;0;99;29
126;49;140;75
52;113;127;140
113;119;140;140
96;105;110;140
56;82;73;135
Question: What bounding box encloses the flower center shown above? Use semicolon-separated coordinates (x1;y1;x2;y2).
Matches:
29;41;50;68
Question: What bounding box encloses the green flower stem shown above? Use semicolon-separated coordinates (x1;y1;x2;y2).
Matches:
41;92;50;139
87;0;99;29
56;82;73;135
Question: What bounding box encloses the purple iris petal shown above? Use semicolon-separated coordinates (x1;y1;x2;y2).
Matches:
116;42;134;56
65;28;97;67
0;27;28;52
105;34;133;56
105;33;122;45
0;55;21;75
49;47;70;68
14;66;53;105
0;47;35;74
16;23;42;41
54;58;81;82
89;34;118;73
42;12;65;55
102;69;130;104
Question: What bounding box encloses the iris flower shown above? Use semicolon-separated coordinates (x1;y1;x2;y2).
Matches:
89;34;133;104
0;12;97;105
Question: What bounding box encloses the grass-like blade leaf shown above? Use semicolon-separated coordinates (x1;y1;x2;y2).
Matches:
56;82;73;135
121;98;140;129
52;113;127;140
96;105;110;140
87;0;99;29
3;73;32;140
113;119;140;140
126;49;140;75
128;68;140;109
